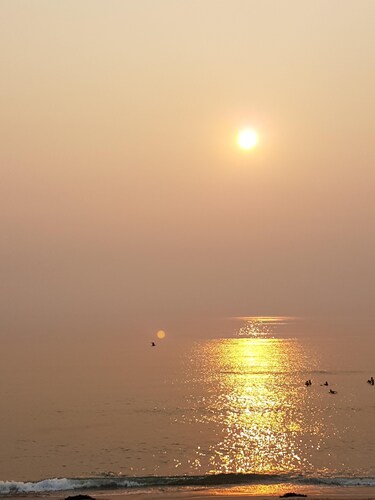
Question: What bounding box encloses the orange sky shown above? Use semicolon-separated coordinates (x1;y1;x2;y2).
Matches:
1;1;375;334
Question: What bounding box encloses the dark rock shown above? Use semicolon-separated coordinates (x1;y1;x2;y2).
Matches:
279;493;307;498
65;495;95;500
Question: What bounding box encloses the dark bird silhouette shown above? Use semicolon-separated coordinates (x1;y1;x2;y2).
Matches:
329;389;337;394
151;342;156;347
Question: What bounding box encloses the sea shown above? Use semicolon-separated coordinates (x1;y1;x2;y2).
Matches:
0;316;374;496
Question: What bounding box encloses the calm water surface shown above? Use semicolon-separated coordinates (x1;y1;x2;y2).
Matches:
0;319;374;486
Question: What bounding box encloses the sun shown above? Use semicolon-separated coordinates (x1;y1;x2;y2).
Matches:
237;128;258;150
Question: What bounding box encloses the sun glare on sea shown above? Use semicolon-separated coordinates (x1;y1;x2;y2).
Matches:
237;128;258;150
186;337;316;475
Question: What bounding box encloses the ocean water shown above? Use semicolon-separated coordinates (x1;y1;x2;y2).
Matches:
0;317;375;495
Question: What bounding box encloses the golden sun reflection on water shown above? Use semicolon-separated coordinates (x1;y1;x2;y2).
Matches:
186;338;321;475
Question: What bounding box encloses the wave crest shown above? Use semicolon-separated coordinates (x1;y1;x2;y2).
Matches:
1;474;375;495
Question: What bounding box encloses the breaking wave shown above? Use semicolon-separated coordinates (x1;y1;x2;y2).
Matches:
1;473;375;495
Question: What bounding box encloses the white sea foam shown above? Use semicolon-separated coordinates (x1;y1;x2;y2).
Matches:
314;477;375;487
1;475;375;495
0;477;141;495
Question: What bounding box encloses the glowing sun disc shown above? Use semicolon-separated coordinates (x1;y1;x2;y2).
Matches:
238;129;258;150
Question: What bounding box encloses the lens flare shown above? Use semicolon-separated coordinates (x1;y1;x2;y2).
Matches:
156;330;166;339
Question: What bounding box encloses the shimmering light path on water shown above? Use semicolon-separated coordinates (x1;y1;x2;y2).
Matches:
180;338;320;474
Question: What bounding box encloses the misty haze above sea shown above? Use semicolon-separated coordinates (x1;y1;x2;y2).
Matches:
0;316;374;494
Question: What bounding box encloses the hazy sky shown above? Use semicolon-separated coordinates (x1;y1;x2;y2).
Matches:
1;0;375;335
